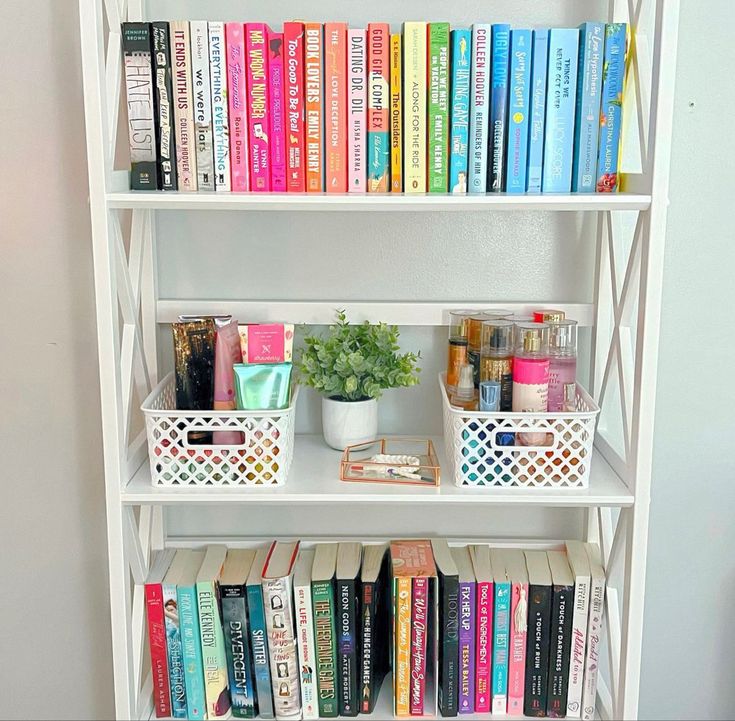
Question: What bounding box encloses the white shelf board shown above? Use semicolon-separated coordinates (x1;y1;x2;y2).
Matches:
107;190;652;212
123;434;634;507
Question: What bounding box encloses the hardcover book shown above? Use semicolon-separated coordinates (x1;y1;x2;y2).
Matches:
505;29;532;194
360;544;390;713
488;23;511;192
367;23;390;192
325;23;348;193
490;548;511;715
565;542;591;718
152;22;178;190
336;543;362;716
451;546;475;714
572;23;604;192
190;20;215;191
542;28;580;193
432;539;459;717
402;22;427;193
581;544;606;721
312;543;339;718
504;550;529;716
546;551;575;718
197;545;231;718
428;23;450;192
220;549;258;719
268;30;287;192
449;29;471;194
162;550;192;718
177;550;206;721
145;549;175;718
171;21;197;190
304;23;323;192
225;22;249;192
469;545;493;714
294;550;319;720
245;23;270;191
390;33;402;192
468;23;491;193
523;551;552;717
208;22;230;191
347;29;367;193
121;22;159;190
246;547;275;720
596;23;628;192
527;29;549;194
262;540;302;720
410;576;429;714
283;22;306;192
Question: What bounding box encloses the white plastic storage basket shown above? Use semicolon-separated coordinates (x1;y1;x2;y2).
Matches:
142;372;298;486
440;374;600;488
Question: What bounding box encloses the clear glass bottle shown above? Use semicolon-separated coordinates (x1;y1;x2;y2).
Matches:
547;319;577;412
446;310;475;391
480;319;514;411
512;322;550;445
450;363;478;411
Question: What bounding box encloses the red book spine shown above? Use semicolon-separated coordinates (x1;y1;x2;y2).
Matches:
245;23;271;191
145;582;172;718
304;23;323;192
284;22;306;191
410;577;428;716
324;22;347;192
268;30;287;191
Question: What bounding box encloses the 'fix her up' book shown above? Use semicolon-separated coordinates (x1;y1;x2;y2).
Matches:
451;545;475;714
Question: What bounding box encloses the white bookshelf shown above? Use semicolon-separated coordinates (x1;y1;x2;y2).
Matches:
79;0;680;719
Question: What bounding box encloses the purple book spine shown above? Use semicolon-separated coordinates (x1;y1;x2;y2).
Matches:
459;580;476;714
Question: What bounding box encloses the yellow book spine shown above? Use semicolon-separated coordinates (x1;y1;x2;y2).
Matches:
390;33;402;192
395;576;412;715
403;22;427;193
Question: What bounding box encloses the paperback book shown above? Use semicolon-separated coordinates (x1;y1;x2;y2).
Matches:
246;23;270;191
523;551;552;717
470;545;493;714
527;29;549;194
449;29;471;194
312;543;339;718
171;21;197;190
178;551;207;721
336;543;362;716
428;23;450;192
490;549;511;715
325;23;348;193
410;576;429;714
294;550;319;719
152;22;178;190
390;34;402;192
347;29;367;193
546;551;574;718
505;29;532;194
162;550;191;718
304;23;323;192
432;540;459;717
208;22;230;191
506;550;529;716
565;541;591;718
268;30;287;191
468;23;490;193
403;22;427;193
284;22;306;192
582;544;606;721
488;23;510;192
451;545;475;714
367;23;390;192
190;20;215;191
225;22;248;192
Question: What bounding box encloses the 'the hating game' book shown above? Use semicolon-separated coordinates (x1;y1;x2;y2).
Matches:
428;22;450;192
523;551;552;717
449;29;471;194
432;540;459;717
505;29;532;194
488;24;510;191
451;546;475;714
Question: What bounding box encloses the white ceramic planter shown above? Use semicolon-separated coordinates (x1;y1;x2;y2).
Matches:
321;397;378;450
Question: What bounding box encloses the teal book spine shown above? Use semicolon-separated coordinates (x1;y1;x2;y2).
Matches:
505;29;532;193
197;580;231;718
468;24;491;193
596;23;628;192
542;29;579;193
527;29;548;193
177;583;207;721
247;583;275;719
572;23;604;191
491;580;511;713
449;29;471;193
488;23;510;191
163;581;188;718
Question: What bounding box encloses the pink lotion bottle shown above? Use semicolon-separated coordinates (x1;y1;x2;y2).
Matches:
547;320;578;412
512;322;550;445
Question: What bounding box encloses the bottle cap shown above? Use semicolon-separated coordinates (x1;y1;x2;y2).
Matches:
481;319;513;355
449;337;469;348
455;364;476;400
479;308;513;319
508;313;533;324
448;309;477;341
533;309;566;323
479;381;501;412
549;319;578;355
514;322;550;354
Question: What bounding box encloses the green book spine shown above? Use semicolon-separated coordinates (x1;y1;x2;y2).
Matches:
196;580;231;718
313;579;339;717
428;23;450;192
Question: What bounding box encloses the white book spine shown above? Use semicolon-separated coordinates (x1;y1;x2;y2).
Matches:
208;21;231;191
581;570;605;720
190;20;215;191
566;567;591;717
294;578;319;719
170;21;198;191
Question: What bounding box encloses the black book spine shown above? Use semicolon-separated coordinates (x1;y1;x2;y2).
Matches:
437;572;459;717
524;583;552;717
546;583;574;718
152;21;178;190
221;583;257;719
359;580;376;714
338;577;359;716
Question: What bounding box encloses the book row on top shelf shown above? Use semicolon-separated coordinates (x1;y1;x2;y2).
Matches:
120;19;629;197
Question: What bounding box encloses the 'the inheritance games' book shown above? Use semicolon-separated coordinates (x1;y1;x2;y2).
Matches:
312;543;340;718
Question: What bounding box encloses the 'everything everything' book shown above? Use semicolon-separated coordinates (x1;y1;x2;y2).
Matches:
208;22;230;191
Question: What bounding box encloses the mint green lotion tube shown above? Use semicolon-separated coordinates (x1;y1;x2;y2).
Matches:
233;363;293;410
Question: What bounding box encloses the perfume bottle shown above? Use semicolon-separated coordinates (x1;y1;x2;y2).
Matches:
512;322;550;445
547;320;578;412
466;310;512;387
450;364;479;411
480;319;514;411
446;309;475;391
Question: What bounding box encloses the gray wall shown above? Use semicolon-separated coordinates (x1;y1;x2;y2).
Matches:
0;1;732;719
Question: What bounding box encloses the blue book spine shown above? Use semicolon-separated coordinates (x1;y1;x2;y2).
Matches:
527;29;548;193
542;29;580;192
468;24;491;193
505;29;532;193
596;23;628;192
178;584;207;721
488;24;510;191
572;23;604;191
247;583;275;719
492;580;511;711
449;29;472;194
163;581;188;718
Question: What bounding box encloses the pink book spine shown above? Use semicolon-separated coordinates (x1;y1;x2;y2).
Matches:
245;23;270;191
268;30;287;191
347;29;366;192
410;577;428;716
145;582;172;718
284;22;306;192
226;23;249;192
475;580;493;713
507;581;529;716
325;22;347;192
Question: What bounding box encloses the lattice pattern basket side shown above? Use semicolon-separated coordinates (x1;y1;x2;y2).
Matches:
142;373;298;486
439;374;600;488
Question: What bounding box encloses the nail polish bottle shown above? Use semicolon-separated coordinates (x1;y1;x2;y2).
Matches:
512;322;550;445
447;309;475;391
450;363;479;411
547;320;578;412
480;319;514;411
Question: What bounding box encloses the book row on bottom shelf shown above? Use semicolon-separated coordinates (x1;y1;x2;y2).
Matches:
146;538;605;720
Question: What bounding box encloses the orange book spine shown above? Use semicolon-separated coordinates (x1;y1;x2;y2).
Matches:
304;23;323;192
325;22;347;192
